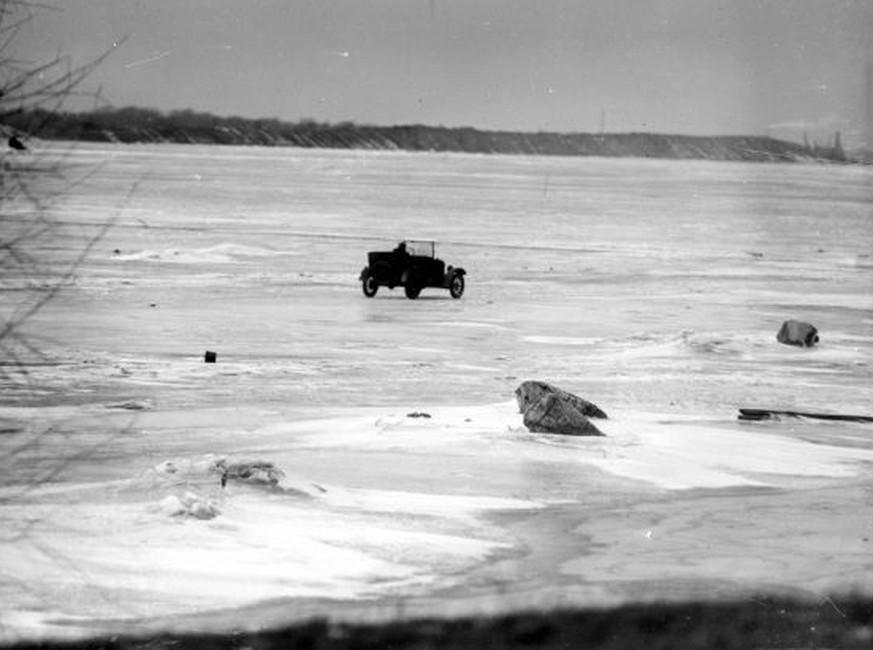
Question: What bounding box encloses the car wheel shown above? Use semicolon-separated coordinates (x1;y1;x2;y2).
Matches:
404;282;421;299
362;272;378;297
449;273;465;299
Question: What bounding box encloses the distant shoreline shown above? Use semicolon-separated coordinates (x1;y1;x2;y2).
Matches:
3;107;858;164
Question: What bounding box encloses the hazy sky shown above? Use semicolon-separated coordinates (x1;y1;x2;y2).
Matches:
23;0;873;141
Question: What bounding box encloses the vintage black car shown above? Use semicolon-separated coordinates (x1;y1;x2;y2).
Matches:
360;240;466;299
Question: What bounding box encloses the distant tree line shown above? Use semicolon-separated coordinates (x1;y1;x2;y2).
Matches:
2;106;854;163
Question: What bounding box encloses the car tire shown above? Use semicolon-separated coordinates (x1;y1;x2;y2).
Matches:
362;272;378;298
449;273;465;299
404;282;421;300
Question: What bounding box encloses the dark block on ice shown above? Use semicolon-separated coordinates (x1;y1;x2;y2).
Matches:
213;459;285;486
8;135;26;151
204;350;217;363
777;320;819;347
516;381;606;437
515;381;607;419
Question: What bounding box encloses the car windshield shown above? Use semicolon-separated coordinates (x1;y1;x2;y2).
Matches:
404;240;434;258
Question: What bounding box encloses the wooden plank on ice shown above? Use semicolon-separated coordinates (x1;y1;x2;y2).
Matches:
738;408;873;423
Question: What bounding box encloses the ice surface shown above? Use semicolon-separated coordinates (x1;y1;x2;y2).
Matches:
1;143;872;640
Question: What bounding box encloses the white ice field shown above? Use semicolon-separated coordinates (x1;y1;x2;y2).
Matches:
1;143;872;641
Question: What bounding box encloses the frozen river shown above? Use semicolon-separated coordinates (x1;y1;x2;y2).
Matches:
1;143;872;641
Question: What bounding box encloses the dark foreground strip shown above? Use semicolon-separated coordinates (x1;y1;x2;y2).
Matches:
7;595;873;650
739;408;873;423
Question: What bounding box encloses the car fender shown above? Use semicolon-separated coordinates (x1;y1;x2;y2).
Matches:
442;265;466;287
359;266;371;281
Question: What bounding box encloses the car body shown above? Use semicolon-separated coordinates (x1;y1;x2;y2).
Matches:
360;240;466;299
